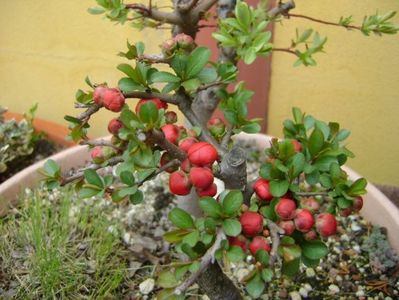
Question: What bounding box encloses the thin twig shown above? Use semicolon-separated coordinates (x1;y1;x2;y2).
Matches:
175;229;225;295
267;220;284;267
268;0;296;18
196;80;224;92
80;139;121;150
60;156;123;186
137;54;170;64
287;13;361;30
220;124;233;150
242;178;256;206
272;47;297;55
137;159;180;187
76;104;102;122
148;129;187;161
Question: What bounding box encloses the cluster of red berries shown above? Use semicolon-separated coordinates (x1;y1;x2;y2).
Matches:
227;178;364;259
168;140;219;197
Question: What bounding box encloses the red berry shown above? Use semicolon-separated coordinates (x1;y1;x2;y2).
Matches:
294;209;315;232
180;159;191;173
102;88;125;112
249;236;271;256
300;198;320;212
240;211;263;237
196;183;217;197
207;117;225;136
304;230;317;241
165;111;178;124
91;146;104;164
169;171;192;195
160;153;178;173
107;118;123;135
353;196;363;211
228;235;247;251
278;220;295;235
253;179;273;201
179;137;198;153
93;85;107;105
189;167;214;189
291;139;302;152
135;98;168;114
188;142;218;166
174;33;194;49
316;213;337;237
161;124;179;144
339;207;353;217
162;38;177;55
275;198;297;220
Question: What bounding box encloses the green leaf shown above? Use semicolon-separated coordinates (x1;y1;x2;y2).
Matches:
88;7;106;15
235;1;251;28
246;274;265;299
290;153;305;177
241;122;261;133
117;63;137;80
227;246;245;262
281;258;300;277
181;78;201;91
199;197;222;218
260;205;277;221
163;229;190;243
150;71;181;83
120;171;135;186
79;187;101;199
336;129;351;141
157;270;179;288
347;178;367;196
292;107;303;123
269;180;289;197
222;190;243;216
280;244;302;262
43;159;61;177
243;47;257;64
185;47;211;79
260;163;272;180
197;68;217;83
139;101;158;124
84;169;103;188
222;218;242;237
301;255;320;267
169;208;195;229
302;240;328;260
308;128;325;157
255;249;270;265
118;77;143;92
261;269;273;282
182;230;200;247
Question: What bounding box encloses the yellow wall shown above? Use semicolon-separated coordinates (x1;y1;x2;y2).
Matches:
0;0;177;138
269;0;399;186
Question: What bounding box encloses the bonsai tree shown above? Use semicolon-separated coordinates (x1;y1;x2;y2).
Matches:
41;0;398;298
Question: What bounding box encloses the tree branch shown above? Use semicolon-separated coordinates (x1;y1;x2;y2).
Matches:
137;159;180;187
268;0;296;18
267;220;284;267
148;129;187;161
136;54;170;64
243;178;256;206
76;103;102;122
287;13;361;30
123;91;180;105
191;0;218;16
126;3;182;25
220;124;233;150
175;229;225;295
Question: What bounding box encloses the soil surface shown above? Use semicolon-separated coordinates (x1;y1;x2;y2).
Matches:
0;139;63;183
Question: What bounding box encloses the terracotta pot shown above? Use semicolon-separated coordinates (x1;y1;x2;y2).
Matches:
3;111;76;147
1;133;398;254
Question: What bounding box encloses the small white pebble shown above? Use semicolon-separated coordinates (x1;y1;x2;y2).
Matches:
299;287;308;298
235;268;250;282
340;234;350;242
351;223;362;232
289;291;302;300
335;275;342;282
356;290;365;297
303;283;312;292
353;245;361;253
328;284;340;294
139;278;155;295
306;268;315;277
122;232;131;245
358;267;365;273
385;297;393;300
201;295;210;300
